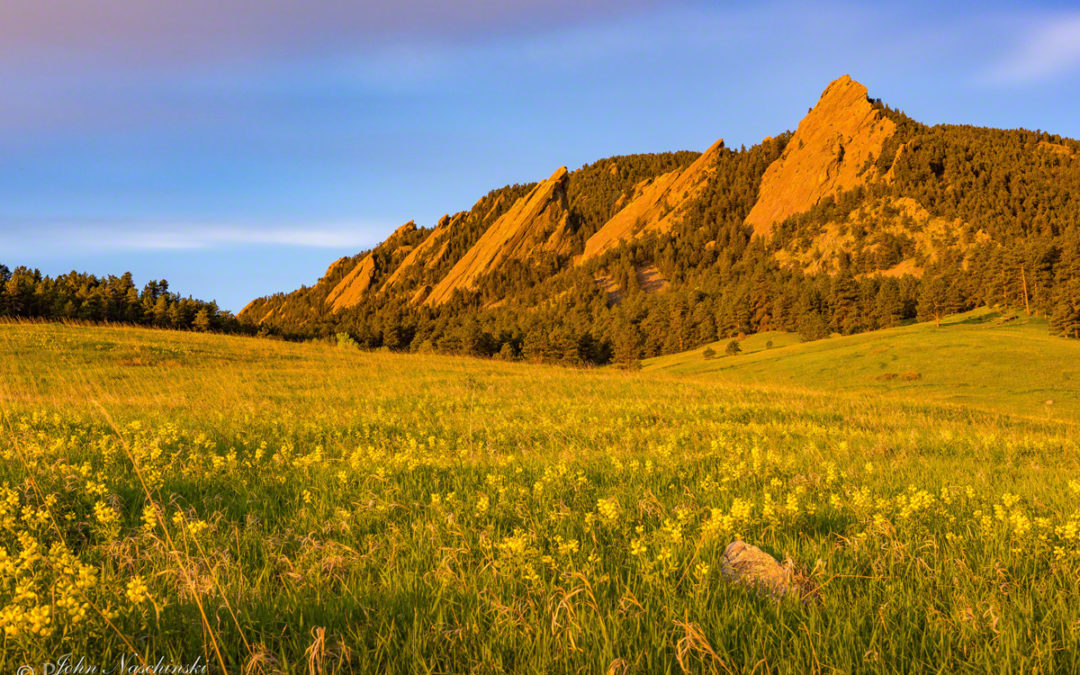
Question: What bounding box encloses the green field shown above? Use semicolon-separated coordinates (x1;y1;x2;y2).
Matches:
644;309;1080;420
1;320;1079;672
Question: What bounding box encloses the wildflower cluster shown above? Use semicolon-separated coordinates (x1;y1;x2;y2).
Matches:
2;323;1080;671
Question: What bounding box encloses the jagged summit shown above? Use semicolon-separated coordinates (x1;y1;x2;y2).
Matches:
424;166;572;305
580;138;726;263
240;74;1080;362
745;75;896;236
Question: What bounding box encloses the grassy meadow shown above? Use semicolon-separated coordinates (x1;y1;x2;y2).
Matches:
1;320;1079;672
645;309;1080;420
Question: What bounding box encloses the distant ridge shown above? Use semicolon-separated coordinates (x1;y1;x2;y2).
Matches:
240;76;1080;364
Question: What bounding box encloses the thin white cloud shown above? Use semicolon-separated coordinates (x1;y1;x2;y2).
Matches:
0;222;384;257
986;14;1080;85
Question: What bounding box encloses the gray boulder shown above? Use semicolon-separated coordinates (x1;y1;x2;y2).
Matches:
720;540;817;602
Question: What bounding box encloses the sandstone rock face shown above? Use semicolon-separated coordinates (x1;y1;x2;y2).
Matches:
1039;140;1076;159
237;301;277;324
381;214;459;293
325;253;376;312
720;540;808;600
322;255;356;280
387;220;419;242
324;221;418;312
580;139;726;263
745;75;896;237
425;167;572;306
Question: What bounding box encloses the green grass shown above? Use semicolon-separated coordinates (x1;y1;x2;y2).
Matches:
644;308;1080;420
651;330;804;363
1;320;1079;673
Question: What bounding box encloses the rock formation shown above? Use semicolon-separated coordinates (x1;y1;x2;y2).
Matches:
425;167;572;305
745;75;896;236
580;138;726;263
325;253;376;312
720;540;816;602
323;221;417;312
381;214;459;293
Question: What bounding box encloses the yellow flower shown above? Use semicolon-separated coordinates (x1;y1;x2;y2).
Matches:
596;497;620;523
93;500;118;526
141;503;159;532
556;538;580;556
126;575;151;605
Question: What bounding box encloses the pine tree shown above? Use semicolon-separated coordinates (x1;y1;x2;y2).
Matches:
1050;279;1080;339
193;309;212;332
829;270;861;334
918;277;944;327
797;311;829;342
612;322;643;369
874;279;904;328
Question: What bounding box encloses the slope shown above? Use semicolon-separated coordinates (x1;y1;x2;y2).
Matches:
3;320;1080;670
425;166;573;305
579;138;727;262
643;308;1080;420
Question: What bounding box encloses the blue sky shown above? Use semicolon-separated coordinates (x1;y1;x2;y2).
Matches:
2;0;1080;312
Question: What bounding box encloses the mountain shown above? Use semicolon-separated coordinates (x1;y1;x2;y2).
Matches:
745;75;896;236
239;75;1080;362
580;138;727;262
425;167;573;306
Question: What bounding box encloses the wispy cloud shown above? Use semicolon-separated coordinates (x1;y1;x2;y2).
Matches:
985;13;1080;85
0;222;384;257
0;0;666;67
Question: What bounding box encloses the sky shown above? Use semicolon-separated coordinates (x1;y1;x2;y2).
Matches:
3;0;1080;312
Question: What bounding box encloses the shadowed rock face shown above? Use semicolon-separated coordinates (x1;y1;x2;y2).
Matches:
425;166;572;306
745;75;896;237
579;138;726;263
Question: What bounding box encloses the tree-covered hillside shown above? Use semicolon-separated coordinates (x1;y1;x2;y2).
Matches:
238;77;1080;362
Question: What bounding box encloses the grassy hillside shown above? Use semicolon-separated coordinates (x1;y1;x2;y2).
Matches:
1;322;1079;672
644;309;1080;420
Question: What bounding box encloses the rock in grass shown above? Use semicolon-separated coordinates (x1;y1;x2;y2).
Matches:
720;541;817;602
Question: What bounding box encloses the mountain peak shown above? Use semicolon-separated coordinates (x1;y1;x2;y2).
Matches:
390;220;418;239
424;167;572;305
821;74;858;96
745;75;895;236
579;137;726;263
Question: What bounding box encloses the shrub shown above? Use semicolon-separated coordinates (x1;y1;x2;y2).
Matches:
335;332;360;350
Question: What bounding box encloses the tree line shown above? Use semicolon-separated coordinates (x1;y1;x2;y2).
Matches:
0;265;246;333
